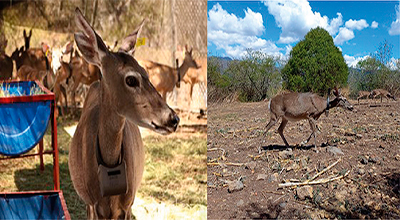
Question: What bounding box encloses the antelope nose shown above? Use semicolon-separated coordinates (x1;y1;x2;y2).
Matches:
170;113;180;130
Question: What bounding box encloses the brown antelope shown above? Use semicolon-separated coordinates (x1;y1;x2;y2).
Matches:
69;55;101;108
181;56;207;115
370;89;397;103
0;40;13;80
357;90;371;104
69;8;179;219
11;43;52;74
265;88;353;151
23;29;32;50
138;46;199;101
0;52;13;80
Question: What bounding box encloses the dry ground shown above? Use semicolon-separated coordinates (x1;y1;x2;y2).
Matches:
0;110;206;219
207;99;400;219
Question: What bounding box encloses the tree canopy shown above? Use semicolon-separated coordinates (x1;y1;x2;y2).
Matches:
282;27;348;94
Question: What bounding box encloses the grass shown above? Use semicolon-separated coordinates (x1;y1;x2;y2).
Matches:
0;119;206;219
0;82;45;97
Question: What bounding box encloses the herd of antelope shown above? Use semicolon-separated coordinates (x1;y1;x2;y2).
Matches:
0;27;205;119
0;7;207;219
357;89;397;104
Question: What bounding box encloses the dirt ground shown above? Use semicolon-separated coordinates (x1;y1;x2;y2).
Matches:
207;99;400;219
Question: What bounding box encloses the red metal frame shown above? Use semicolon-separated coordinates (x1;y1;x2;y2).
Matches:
0;80;60;190
0;190;71;220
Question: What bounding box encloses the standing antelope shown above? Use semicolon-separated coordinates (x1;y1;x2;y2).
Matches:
370;89;397;103
265;88;353;151
181;56;207;116
0;40;13;80
357;90;371;104
0;52;13;80
69;8;179;219
138;46;199;101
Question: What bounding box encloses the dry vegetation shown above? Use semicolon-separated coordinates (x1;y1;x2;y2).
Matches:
207;99;400;219
0;115;207;219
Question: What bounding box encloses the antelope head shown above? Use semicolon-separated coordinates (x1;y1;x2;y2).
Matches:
74;8;179;134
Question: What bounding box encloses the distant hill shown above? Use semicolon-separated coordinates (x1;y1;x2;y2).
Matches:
208;56;233;72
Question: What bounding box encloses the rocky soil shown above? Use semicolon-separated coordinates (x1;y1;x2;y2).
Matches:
207;100;400;219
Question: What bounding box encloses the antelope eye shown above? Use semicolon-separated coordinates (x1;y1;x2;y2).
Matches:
126;76;139;87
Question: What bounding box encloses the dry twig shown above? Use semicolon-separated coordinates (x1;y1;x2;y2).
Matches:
279;170;350;187
307;158;341;182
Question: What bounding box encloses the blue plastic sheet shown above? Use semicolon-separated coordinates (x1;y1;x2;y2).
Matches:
0;81;51;156
0;193;65;219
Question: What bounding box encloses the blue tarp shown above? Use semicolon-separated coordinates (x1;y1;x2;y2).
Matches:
0;193;65;219
0;81;51;156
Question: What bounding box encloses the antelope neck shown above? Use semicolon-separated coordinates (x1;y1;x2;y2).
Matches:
96;134;123;168
177;59;190;79
328;98;339;109
97;82;126;167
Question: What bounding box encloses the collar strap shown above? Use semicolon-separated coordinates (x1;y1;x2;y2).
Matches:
326;88;331;116
96;135;124;168
176;58;180;82
326;96;330;112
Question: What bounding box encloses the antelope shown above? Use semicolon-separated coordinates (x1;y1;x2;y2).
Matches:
0;40;13;80
138;45;199;101
69;8;179;219
265;88;353;151
11;42;52;74
51;42;75;115
357;90;371;104
370;89;397;103
23;29;32;50
69;55;101;108
181;56;207;116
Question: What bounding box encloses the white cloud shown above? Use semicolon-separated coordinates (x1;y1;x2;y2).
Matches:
345;19;369;30
208;3;282;58
326;13;343;35
389;5;400;35
344;54;370;68
284;45;292;57
334;27;355;45
371;21;378;29
262;0;343;43
388;57;399;70
208;3;264;36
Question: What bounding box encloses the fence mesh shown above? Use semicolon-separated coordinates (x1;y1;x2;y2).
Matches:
0;0;207;114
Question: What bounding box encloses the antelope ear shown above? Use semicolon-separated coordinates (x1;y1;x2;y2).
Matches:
64;41;74;54
28;29;32;37
23;30;27;38
333;87;339;97
118;19;145;55
74;7;108;68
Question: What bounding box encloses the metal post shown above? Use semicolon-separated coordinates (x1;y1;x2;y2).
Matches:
39;139;44;172
51;100;60;191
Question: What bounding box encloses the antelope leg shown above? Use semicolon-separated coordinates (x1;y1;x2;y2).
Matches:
278;118;289;147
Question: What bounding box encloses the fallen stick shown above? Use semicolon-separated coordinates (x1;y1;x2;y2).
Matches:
207;162;244;167
208;147;226;161
307;158;341;182
207;162;220;166
226;162;244;166
279;170;350;187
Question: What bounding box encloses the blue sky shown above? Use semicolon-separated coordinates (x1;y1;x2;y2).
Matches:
207;1;400;68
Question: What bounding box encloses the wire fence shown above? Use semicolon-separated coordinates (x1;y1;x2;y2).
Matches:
0;0;207;114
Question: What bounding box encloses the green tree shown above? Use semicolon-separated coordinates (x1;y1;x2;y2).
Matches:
282;27;348;94
350;40;399;96
207;56;231;89
225;49;281;102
